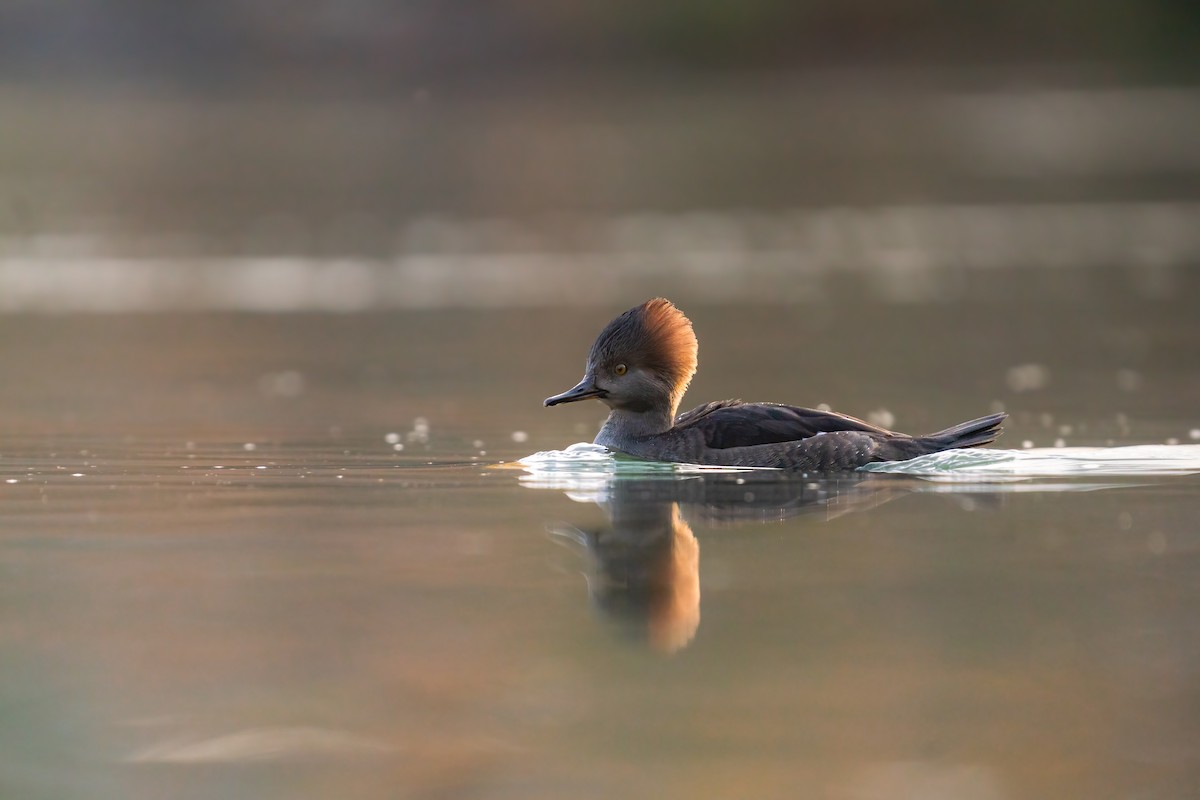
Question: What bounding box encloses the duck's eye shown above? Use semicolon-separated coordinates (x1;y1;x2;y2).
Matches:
614;364;627;376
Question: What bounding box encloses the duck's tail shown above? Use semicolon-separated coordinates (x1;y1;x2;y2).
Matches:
868;412;1008;463
918;412;1008;451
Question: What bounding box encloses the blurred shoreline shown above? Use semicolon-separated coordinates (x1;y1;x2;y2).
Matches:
2;201;1198;311
3;77;1199;312
4;80;1199;233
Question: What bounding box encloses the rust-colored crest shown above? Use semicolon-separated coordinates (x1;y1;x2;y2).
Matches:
638;298;698;392
588;298;698;406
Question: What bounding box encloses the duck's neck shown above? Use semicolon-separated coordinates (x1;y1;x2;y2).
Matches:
594;404;676;451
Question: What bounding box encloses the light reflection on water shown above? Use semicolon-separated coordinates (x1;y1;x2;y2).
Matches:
522;443;1200;652
3;60;1200;796
1;292;1198;798
1;434;1199;798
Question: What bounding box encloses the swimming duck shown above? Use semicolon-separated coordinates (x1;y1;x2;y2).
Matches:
544;298;1005;470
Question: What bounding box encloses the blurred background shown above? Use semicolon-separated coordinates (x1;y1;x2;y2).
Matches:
2;0;1199;311
3;10;1200;799
1;1;1199;443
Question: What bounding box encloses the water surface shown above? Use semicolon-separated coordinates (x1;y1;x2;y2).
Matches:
1;300;1198;799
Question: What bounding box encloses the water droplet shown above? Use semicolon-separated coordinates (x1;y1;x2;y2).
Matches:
511;431;529;443
392;443;405;451
1006;364;1049;392
408;417;431;444
867;408;896;429
243;443;257;451
384;432;401;444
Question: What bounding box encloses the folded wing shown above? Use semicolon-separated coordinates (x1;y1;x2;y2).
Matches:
674;400;895;450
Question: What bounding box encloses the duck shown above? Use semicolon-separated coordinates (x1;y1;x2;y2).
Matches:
544;298;1006;470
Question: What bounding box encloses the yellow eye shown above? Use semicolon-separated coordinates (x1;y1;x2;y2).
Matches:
614;364;627;376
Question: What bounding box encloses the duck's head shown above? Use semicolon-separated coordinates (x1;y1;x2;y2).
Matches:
544;298;698;416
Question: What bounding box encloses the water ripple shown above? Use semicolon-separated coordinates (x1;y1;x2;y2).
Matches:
862;444;1200;478
522;443;1200;484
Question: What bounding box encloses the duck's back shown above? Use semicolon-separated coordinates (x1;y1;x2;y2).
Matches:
675;401;889;446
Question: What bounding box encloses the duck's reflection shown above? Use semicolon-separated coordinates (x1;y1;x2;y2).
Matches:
545;472;911;654
553;489;701;653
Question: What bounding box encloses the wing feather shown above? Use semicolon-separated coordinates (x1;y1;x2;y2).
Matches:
674;400;895;450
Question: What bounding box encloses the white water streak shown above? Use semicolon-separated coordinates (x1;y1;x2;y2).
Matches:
522;443;1200;486
861;444;1200;478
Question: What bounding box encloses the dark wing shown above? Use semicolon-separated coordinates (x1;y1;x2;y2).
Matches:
674;400;896;450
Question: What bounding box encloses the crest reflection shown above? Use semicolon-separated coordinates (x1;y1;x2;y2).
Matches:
537;472;913;654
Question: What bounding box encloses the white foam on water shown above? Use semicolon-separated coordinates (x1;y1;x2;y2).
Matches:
861;444;1200;479
518;442;762;494
520;443;1200;491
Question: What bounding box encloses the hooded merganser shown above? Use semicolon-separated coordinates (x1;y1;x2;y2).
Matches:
544;298;1006;471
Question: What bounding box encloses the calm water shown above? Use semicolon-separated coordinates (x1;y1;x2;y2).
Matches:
2;297;1199;799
